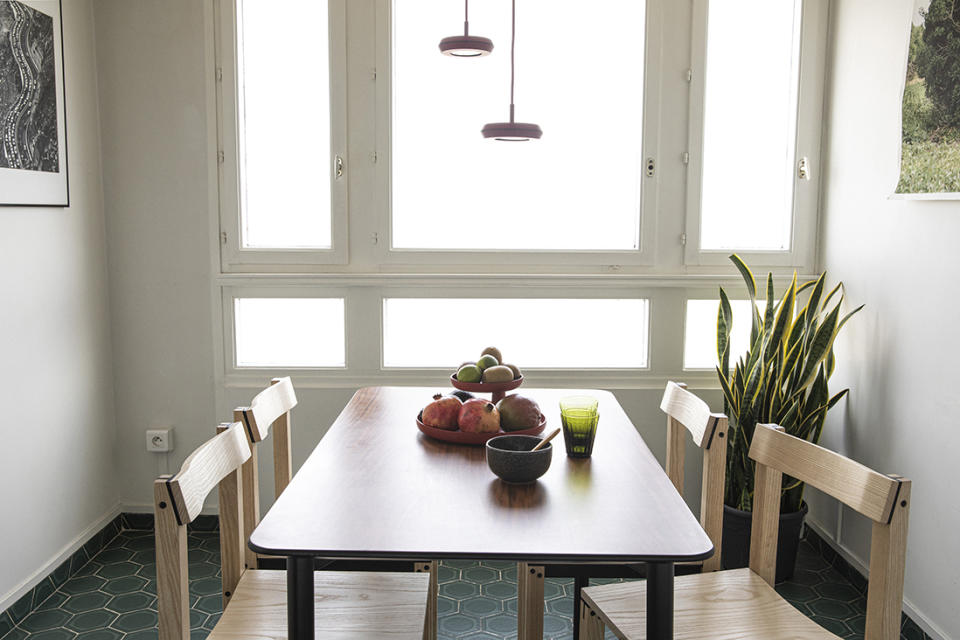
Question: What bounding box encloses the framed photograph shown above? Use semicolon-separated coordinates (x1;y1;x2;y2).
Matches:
0;0;68;206
894;0;960;199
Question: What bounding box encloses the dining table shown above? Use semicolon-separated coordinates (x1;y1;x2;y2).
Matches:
248;386;714;639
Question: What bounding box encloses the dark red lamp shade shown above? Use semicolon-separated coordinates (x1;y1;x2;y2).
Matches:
439;34;494;57
481;121;542;141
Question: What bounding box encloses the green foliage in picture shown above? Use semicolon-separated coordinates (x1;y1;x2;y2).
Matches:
917;0;960;128
897;1;960;193
717;256;862;513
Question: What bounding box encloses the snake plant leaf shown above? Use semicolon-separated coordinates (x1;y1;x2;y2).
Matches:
827;348;836;378
717;367;739;415
740;357;765;418
796;278;818;295
764;274;776;335
827;388;849;410
730;254;757;299
777;399;800;431
821;281;843;313
797;302;842;390
718;289;733;374
804;273;826;330
769;273;797;353
837;304;865;334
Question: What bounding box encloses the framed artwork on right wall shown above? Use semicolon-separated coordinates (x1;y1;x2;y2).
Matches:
895;0;960;199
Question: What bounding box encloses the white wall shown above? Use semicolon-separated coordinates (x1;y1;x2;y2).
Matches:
0;1;118;610
92;0;220;510
816;1;960;638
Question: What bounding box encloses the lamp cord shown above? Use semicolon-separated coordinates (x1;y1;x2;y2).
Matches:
464;0;469;35
509;0;516;121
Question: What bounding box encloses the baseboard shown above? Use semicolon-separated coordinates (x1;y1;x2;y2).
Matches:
805;519;952;640
120;500;219;516
0;503;122;614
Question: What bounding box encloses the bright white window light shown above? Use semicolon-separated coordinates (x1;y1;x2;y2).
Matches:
237;0;330;249
392;0;645;251
684;299;767;370
699;0;801;251
235;298;345;367
383;298;649;368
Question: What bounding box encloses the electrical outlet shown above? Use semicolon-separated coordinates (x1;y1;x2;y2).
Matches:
146;428;174;453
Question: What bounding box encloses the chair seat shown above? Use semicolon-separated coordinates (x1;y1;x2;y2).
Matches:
208;570;431;639
581;567;839;640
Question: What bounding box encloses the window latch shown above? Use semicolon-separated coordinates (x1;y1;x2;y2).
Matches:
335;155;344;180
797;156;810;181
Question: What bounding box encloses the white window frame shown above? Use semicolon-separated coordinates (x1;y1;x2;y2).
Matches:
215;0;349;271
371;0;662;268
683;0;828;270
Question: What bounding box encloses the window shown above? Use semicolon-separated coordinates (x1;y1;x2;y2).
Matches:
390;0;647;254
685;0;827;267
213;0;827;387
217;0;347;269
234;298;345;368
383;298;649;368
683;299;765;370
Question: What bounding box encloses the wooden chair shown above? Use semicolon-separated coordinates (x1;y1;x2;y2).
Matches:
580;423;911;640
234;377;439;639
661;381;727;573
154;421;431;640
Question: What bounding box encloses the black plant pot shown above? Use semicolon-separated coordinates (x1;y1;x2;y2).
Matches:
721;502;808;582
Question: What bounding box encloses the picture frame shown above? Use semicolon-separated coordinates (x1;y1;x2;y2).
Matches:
0;0;68;206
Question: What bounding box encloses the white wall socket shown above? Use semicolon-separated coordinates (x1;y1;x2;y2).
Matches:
146;428;173;453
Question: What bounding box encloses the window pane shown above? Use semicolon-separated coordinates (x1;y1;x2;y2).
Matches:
684;299;766;369
699;0;801;251
383;299;648;368
235;298;344;367
392;0;644;251
237;1;330;249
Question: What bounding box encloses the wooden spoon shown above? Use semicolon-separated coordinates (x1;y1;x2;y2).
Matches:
532;428;561;452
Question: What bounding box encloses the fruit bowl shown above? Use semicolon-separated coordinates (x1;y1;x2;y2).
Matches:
417;411;545;446
450;374;523;403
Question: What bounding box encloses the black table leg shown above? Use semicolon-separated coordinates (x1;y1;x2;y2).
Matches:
572;575;587;638
288;555;314;640
646;561;674;640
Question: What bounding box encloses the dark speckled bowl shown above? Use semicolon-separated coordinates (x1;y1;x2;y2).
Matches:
486;435;553;484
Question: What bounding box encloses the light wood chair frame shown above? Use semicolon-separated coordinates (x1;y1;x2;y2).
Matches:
236;377;439;639
154;422;250;640
662;380;728;573
580;422;911;640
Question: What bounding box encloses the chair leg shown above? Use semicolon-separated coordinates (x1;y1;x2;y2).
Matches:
579;599;606;639
517;562;545;640
415;560;438;640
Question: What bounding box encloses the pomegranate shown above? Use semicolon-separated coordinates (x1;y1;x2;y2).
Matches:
496;394;541;431
421;393;462;430
458;399;500;433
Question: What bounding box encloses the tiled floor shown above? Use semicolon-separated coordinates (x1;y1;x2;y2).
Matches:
0;525;927;640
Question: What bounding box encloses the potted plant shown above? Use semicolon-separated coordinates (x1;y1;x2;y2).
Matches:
716;255;862;581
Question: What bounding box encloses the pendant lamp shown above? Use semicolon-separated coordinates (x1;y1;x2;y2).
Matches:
481;0;541;141
439;0;494;57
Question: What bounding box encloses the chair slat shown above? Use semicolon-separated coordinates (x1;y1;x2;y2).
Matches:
660;381;724;449
236;376;297;443
167;422;250;524
749;424;900;523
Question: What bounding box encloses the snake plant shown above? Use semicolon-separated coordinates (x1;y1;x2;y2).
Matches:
717;255;862;513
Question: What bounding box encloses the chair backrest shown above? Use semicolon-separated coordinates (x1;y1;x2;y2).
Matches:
233;376;298;569
748;424;910;640
154;422;250;640
660;381;728;572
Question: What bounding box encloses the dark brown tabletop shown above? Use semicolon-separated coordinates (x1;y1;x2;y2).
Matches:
249;386;714;564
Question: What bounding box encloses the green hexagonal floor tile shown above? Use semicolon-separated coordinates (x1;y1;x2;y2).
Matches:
437;565;459;584
65;608;117;632
195;594;223;615
440;581;479;600
481;581;516;599
813;581;862;603
98;562;140;579
106;591;154;613
74;629;123;640
113;609;158;632
462;566;499;585
59;575;107;595
101;575;148;595
808;597;855;621
543;612;571;635
18;607;72;632
460;596;501;618
437;595;458;617
189;576;222;597
62;591;111;614
95;548;133;564
481;613;517;635
776;581;819;603
24;629;78;640
438;611;480;636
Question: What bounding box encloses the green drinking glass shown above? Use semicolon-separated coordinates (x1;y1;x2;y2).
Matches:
559;396;599;458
